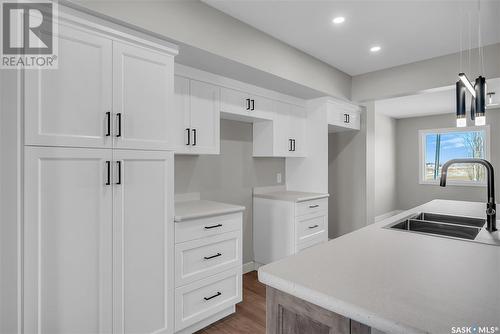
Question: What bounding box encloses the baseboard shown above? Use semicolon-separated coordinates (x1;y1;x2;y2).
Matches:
375;210;403;223
243;261;265;274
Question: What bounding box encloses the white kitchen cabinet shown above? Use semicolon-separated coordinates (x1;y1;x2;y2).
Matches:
174;205;243;333
113;41;174;150
24;147;113;334
220;87;273;121
253;192;328;265
24;147;174;334
327;100;361;132
112;150;174;334
173;76;220;155
253;101;307;157
24;24;113;148
25;23;177;150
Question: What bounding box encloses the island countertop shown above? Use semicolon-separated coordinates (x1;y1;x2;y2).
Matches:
258;200;500;334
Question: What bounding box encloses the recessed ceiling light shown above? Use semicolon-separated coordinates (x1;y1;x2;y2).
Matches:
332;16;345;24
370;46;381;53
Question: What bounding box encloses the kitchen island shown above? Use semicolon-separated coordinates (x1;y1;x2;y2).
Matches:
258;200;500;334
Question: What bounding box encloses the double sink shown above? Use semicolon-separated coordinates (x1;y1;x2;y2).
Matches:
387;212;486;241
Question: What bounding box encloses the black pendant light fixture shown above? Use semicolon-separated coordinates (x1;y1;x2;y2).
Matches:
455;0;487;127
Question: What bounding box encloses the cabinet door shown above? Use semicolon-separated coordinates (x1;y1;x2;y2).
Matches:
113;41;174;150
189;80;220;155
25;24;112;148
24;147;113;334
220;87;249;117
113;150;174;334
289;105;306;157
250;95;274;120
173;76;191;154
274;101;293;157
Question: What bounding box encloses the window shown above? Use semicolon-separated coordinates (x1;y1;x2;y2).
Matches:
419;126;490;185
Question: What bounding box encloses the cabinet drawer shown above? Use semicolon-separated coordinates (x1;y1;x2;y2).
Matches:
175;231;241;286
297;229;328;252
175;267;242;331
175;212;242;243
296;198;328;217
296;213;327;244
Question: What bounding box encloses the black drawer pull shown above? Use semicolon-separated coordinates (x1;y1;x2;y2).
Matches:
116;161;122;185
308;224;319;229
309;204;319;208
251;99;255;111
204;292;222;301
186;128;190;146
204;224;222;229
204;253;222;260
246;98;251;110
192;128;197;146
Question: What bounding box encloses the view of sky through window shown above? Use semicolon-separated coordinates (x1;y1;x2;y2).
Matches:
423;129;486;182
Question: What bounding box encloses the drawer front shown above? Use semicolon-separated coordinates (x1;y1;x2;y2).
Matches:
175;212;242;243
297;229;328;252
175;267;242;331
296;213;327;244
175;231;241;286
296;198;328;217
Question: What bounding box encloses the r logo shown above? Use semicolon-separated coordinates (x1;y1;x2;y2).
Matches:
2;2;53;54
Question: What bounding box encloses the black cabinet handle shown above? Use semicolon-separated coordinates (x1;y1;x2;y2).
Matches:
116;113;122;137
308;224;319;229
292;139;296;152
105;161;111;185
344;113;350;123
204;292;222;301
251;99;255;110
105;112;111;136
204;253;222;260
204;224;222;229
289;139;293;151
186;128;190;146
192;128;197;146
309;204;319;208
116;161;121;185
246;98;251;110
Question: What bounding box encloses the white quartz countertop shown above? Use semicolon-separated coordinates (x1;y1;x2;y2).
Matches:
258;200;500;334
174;200;245;222
253;190;329;202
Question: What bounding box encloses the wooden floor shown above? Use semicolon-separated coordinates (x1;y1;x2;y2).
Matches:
195;271;266;334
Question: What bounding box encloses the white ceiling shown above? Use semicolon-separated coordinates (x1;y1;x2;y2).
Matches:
376;77;500;119
203;0;500;76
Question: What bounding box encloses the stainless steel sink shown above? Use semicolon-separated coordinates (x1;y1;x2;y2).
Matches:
387;212;486;241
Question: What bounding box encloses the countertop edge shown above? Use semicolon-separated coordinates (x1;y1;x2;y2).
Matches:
254;193;329;202
258;270;426;334
174;206;245;222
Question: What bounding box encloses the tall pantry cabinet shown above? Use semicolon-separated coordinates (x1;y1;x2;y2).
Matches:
22;13;178;334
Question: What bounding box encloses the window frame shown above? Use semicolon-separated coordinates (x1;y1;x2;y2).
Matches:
418;125;491;186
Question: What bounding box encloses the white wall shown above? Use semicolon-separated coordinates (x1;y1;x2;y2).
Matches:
67;0;352;100
174;119;285;264
395;110;500;210
352;43;500;102
374;112;398;217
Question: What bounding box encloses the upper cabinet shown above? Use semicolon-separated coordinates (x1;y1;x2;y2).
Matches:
220;87;273;121
25;24;113;148
173;76;220;155
24;23;177;150
327;100;361;132
113;41;174;150
253;101;307;158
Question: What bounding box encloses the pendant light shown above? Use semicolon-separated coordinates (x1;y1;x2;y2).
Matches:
475;76;486;125
455;0;487;127
456;81;467;127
